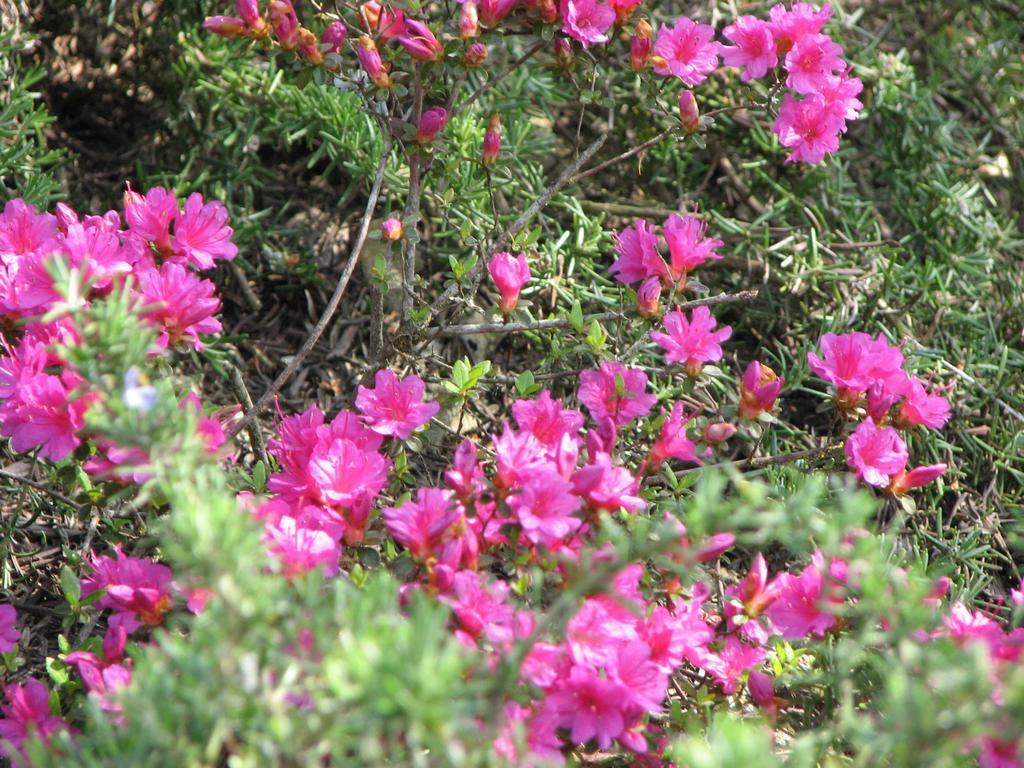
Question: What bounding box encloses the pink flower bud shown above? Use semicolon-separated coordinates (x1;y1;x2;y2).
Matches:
553;38;574;70
488;252;531;315
748;671;776;711
460;1;480;39
536;0;558;23
610;0;641;25
630;19;652;71
478;0;519;28
703;422;737;444
321;21;348;53
463;42;488;68
203;15;249;37
268;0;300;49
357;36;393;88
236;0;262;27
298;27;324;65
923;576;951;608
636;276;661;318
697;532;735;562
360;2;406;39
888;463;947;497
399;19;444;62
738;361;783;420
381;218;404;241
866;382;897;423
678;90;700;134
416;107;449;143
482;114;502;166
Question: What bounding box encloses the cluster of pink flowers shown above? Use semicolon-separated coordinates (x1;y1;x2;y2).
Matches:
611;212;723;295
0;190;233;463
808;331;950;495
722;3;863;163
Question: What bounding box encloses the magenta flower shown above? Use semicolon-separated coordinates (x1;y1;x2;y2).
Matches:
724;553;781;644
610;219;665;285
444;439;486;498
897;377;951;429
784;33;845;94
171;192;238;270
307;437;392;507
888;463;947;497
135;262;223;350
61;220;133;290
512;390;584;448
845;418;909;488
268;0;300;49
773;92;843;164
81;546;174;634
124;183;178;254
560;0;615;48
649;402;700;469
263;514;341;578
356;369;439;440
487;251;531;315
0;371;91;461
64;626;132;719
722;15;778;81
398;19;444;61
543;665;629;749
477;0;518;27
768;1;832;53
652;18;722;85
636;276;662;319
381;217;404;241
807;331;906;403
441;570;521;649
0;605;18;653
0;198;58;259
203;14;250;37
481;114;501;166
572;452;646;512
356;36;392;89
738;360;784;420
415;107;449;143
492;424;550;489
630;19;653;71
663;213;723;282
0;679;69;761
821;73;864;130
321;21;347;53
700;636;768;694
767;552;837;639
383;488;477;570
577;361;656;426
509;470;582;548
650;305;732;375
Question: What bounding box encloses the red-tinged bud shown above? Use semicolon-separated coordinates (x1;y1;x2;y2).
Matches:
482;114;502;166
697;532;735;562
268;0;300;49
479;0;518;28
678;90;700;134
381;217;404;241
298;27;324;65
537;0;558;24
357;36;393;88
203;15;249;38
923;575;951;608
460;1;480;39
703;422;737;444
360;1;406;39
866;381;897;423
360;1;381;30
235;0;261;27
399;19;444;62
488;251;531;315
636;275;661;318
738;361;783;420
888;463;947;497
553;37;574;70
630;19;652;71
321;21;348;54
748;671;776;711
416;107;449;143
463;42;488;68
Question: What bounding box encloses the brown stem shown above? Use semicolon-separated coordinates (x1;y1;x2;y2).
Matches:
572;128;677;183
0;468;83;511
678;444;843;475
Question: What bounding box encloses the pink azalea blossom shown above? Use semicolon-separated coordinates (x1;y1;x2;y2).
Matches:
383;488;478;570
124;183;178;255
560;0;615;48
360;1;407;39
767;552;837;639
724;553;780;644
663;213;723;283
896;376;951;429
784;32;845;94
321;21;347;53
888;463;947;497
577;361;656;426
81;546;174;634
0;199;58;260
700;636;768;694
494;702;565;767
64;626;132;719
572;451;646;512
610;219;665;285
820;73;864;130
773;92;844;164
0;678;69;761
652;18;722;85
509;469;582;547
356;369;439;440
650;305;732;375
768;2;833;54
476;0;518;28
648;402;700;469
738;360;784;420
307;437;391;507
0;370;91;461
440;570;523;648
397;19;444;61
492;424;550;489
979;736;1023;768
513;391;584;448
61;220;133;290
807;331;906;404
542;664;630;749
636;276;662;318
170;192;238;270
844;418;909;488
0;605;18;653
722;15;778;81
263;514;341;578
135;262;223;350
488;252;531;315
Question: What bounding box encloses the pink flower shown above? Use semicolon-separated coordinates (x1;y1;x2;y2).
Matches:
513;390;584;448
560;0;615;48
1011;578;1024;608
636;276;662;319
64;626;132;718
630;19;653;72
204;15;250;37
171;192;238;270
767;552;838;639
263;514;341;578
0;371;91;461
0;679;69;760
652;18;722;85
509;470;582;547
543;664;629;749
0;199;58;259
477;0;518;28
888;463;947;497
360;1;406;39
648;402;700;469
383;488;477;570
678;90;700;134
896;377;951;429
398;19;444;61
81;546;174;634
700;636;768;694
357;36;392;89
806;331;906;403
415;106;449;143
0;606;18;653
61;220;133;290
307;437;391;507
738;360;784;420
663;213;723;283
944;602;1004;652
784;33;845;94
724;553;780;644
356;369;439;440
611;219;665;285
124;183;178;255
773;92;843;164
650;305;732;375
820;73;863;130
488;251;531;315
268;0;300;49
492;424;549;489
722;16;778;81
979;736;1023;768
441;570;521;648
135;262;222;350
844;418;908;488
577;361;656;426
381;217;404;241
703;421;737;444
321;21;348;53
572;451;646;512
481;114;502;166
768;2;832;54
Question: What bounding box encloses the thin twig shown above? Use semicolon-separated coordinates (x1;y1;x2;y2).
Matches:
677;444;842;475
227;362;270;468
227;132;393;441
425;290;760;337
0;468;82;511
572;128;676;183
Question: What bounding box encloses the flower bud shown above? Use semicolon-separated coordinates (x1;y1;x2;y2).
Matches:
203;15;249;38
321;21;348;53
399;19;444;62
636;276;661;318
738;361;783;420
888;463;947;497
703;422;737;444
748;671;776;711
630;19;652;71
236;0;262;28
479;0;518;28
360;1;406;40
553;38;574;70
611;0;640;26
482;114;502;166
488;252;531;315
460;1;480;39
416;107;449;143
268;0;300;50
463;42;488;67
357;36;393;88
678;90;700;134
381;218;404;241
537;0;558;24
298;27;324;65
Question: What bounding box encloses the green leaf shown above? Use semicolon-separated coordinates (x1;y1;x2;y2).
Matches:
569;300;584;332
60;566;80;607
